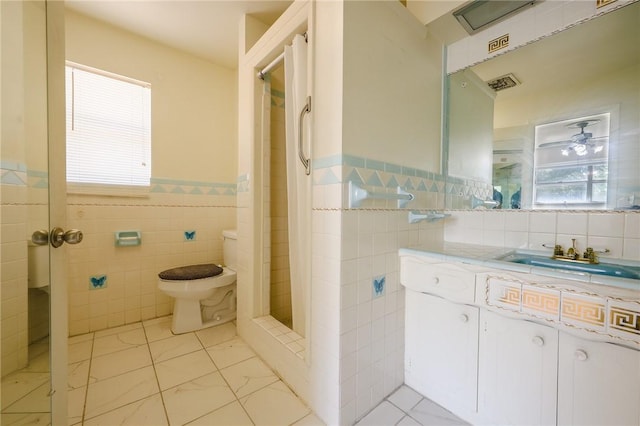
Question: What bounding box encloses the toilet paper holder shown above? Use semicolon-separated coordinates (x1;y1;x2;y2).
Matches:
115;230;141;247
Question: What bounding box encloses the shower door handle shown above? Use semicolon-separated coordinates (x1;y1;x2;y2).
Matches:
298;96;311;175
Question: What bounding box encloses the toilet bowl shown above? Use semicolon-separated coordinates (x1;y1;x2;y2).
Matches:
158;230;237;334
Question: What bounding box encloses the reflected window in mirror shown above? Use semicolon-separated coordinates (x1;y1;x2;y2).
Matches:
533;113;610;209
441;1;639;211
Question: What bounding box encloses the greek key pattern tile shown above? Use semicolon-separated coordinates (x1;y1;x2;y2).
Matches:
522;285;560;320
562;296;606;328
488;34;509;53
485;275;640;345
610;302;640;337
488;277;521;311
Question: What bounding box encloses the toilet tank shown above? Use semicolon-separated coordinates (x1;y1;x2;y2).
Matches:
222;229;238;270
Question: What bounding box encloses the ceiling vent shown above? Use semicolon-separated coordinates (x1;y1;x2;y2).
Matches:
453;0;538;35
487;73;520;91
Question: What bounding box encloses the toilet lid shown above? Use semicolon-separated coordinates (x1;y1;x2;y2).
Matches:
158;263;223;280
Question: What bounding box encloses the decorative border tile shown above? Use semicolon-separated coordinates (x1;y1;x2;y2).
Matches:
237;174;249;193
1;162;29;186
311;154;492;210
522;284;560;320
1;163;237;198
150;177;236;196
561;293;606;330
484;274;640;346
609;300;640;339
487;276;521;311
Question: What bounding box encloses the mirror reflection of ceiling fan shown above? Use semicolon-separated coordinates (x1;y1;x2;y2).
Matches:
539;119;606;156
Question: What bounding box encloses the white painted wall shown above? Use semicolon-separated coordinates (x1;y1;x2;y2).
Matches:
343;1;442;172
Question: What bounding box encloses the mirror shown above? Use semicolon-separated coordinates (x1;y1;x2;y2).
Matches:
445;1;640;210
1;0;52;422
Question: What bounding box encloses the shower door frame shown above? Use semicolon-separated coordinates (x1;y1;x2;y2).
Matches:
255;13;312;343
236;0;312;404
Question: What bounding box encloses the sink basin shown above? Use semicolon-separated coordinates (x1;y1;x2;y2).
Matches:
497;251;640;280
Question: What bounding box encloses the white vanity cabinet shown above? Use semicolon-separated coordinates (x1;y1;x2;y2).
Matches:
558;332;640;426
405;292;479;419
400;247;640;426
477;310;558;426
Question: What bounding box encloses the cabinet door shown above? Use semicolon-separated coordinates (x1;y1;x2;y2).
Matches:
478;310;558;426
405;292;479;416
558;333;640;426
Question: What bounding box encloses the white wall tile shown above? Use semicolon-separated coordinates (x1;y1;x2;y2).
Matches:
504;211;529;232
623;238;640;261
588;213;624;237
504;231;528;249
557;212;588;237
624;213;640;239
528;232;556;251
482;227;505;248
587;236;623;259
341;306;358;334
529;212;557;234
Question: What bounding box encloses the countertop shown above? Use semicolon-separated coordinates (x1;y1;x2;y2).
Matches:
399;241;640;292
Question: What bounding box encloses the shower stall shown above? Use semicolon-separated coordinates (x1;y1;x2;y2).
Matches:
259;33;311;338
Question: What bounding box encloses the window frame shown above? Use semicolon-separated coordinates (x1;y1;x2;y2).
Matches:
65;61;152;197
532;113;610;209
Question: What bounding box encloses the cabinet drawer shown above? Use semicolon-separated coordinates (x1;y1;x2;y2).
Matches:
400;255;480;303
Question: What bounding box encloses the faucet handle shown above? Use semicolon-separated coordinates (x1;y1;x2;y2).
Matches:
542;243;564;256
584;247;600;263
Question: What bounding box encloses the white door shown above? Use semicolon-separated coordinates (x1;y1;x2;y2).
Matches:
405;292;479;417
1;1;70;423
558;332;640;426
478;310;558;426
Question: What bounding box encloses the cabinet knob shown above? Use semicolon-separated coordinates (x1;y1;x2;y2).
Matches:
432;276;440;285
459;314;469;323
532;336;545;347
574;349;588;361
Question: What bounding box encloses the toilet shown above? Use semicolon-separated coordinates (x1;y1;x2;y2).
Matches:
158;229;237;334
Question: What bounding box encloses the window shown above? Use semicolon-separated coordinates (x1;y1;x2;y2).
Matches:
66;63;151;195
533;113;609;208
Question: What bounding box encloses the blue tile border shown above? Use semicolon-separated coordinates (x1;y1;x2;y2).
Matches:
311;154;493;209
1;163;40;187
149;177;236;196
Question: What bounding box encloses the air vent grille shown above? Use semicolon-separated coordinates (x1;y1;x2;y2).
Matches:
487;73;520;91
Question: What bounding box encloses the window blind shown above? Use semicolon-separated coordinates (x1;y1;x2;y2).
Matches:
66;64;151;193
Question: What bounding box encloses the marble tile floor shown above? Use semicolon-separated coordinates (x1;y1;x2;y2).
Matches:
355;386;469;426
1;337;52;424
66;317;324;425
2;316;468;426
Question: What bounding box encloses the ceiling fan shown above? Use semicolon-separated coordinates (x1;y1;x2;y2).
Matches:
538;119;606;156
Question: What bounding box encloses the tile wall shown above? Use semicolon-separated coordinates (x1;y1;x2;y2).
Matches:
312;154;448;424
311;154;640;425
444;209;640;261
65;180;236;336
1;164;30;375
268;83;293;327
1;162;51;375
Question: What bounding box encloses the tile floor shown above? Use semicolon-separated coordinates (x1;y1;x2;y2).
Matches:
3;316;468;425
354;386;468;426
66;317;321;425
